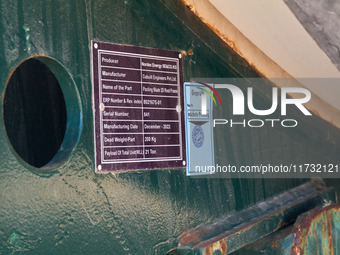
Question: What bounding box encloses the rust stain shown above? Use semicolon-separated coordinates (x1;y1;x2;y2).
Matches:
179;0;267;78
218;239;227;254
204;239;227;255
326;209;333;255
178;226;210;247
180;50;187;57
203;21;273;79
204;22;242;58
204;244;213;255
290;204;339;255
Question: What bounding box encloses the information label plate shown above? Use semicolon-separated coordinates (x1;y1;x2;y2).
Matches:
91;40;186;173
184;83;214;175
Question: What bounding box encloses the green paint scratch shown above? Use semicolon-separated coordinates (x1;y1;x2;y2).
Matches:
23;25;31;53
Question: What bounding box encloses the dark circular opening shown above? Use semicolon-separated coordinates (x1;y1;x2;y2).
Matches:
3;58;67;168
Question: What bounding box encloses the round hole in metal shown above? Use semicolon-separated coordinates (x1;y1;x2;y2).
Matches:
3;57;81;169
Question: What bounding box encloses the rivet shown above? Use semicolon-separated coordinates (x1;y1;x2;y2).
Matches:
100;103;105;111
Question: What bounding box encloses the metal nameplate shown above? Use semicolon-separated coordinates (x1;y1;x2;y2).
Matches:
91;40;186;173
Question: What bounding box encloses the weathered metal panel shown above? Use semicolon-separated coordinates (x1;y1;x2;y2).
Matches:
172;180;337;254
0;0;339;254
231;204;340;255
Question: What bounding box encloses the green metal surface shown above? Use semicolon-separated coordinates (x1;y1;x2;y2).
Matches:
0;0;339;254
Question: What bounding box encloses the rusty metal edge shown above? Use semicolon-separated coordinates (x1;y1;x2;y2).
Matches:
171;180;336;255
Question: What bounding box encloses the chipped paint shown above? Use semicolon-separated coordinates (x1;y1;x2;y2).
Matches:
204;239;227;255
23;26;31;54
289;204;339;255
